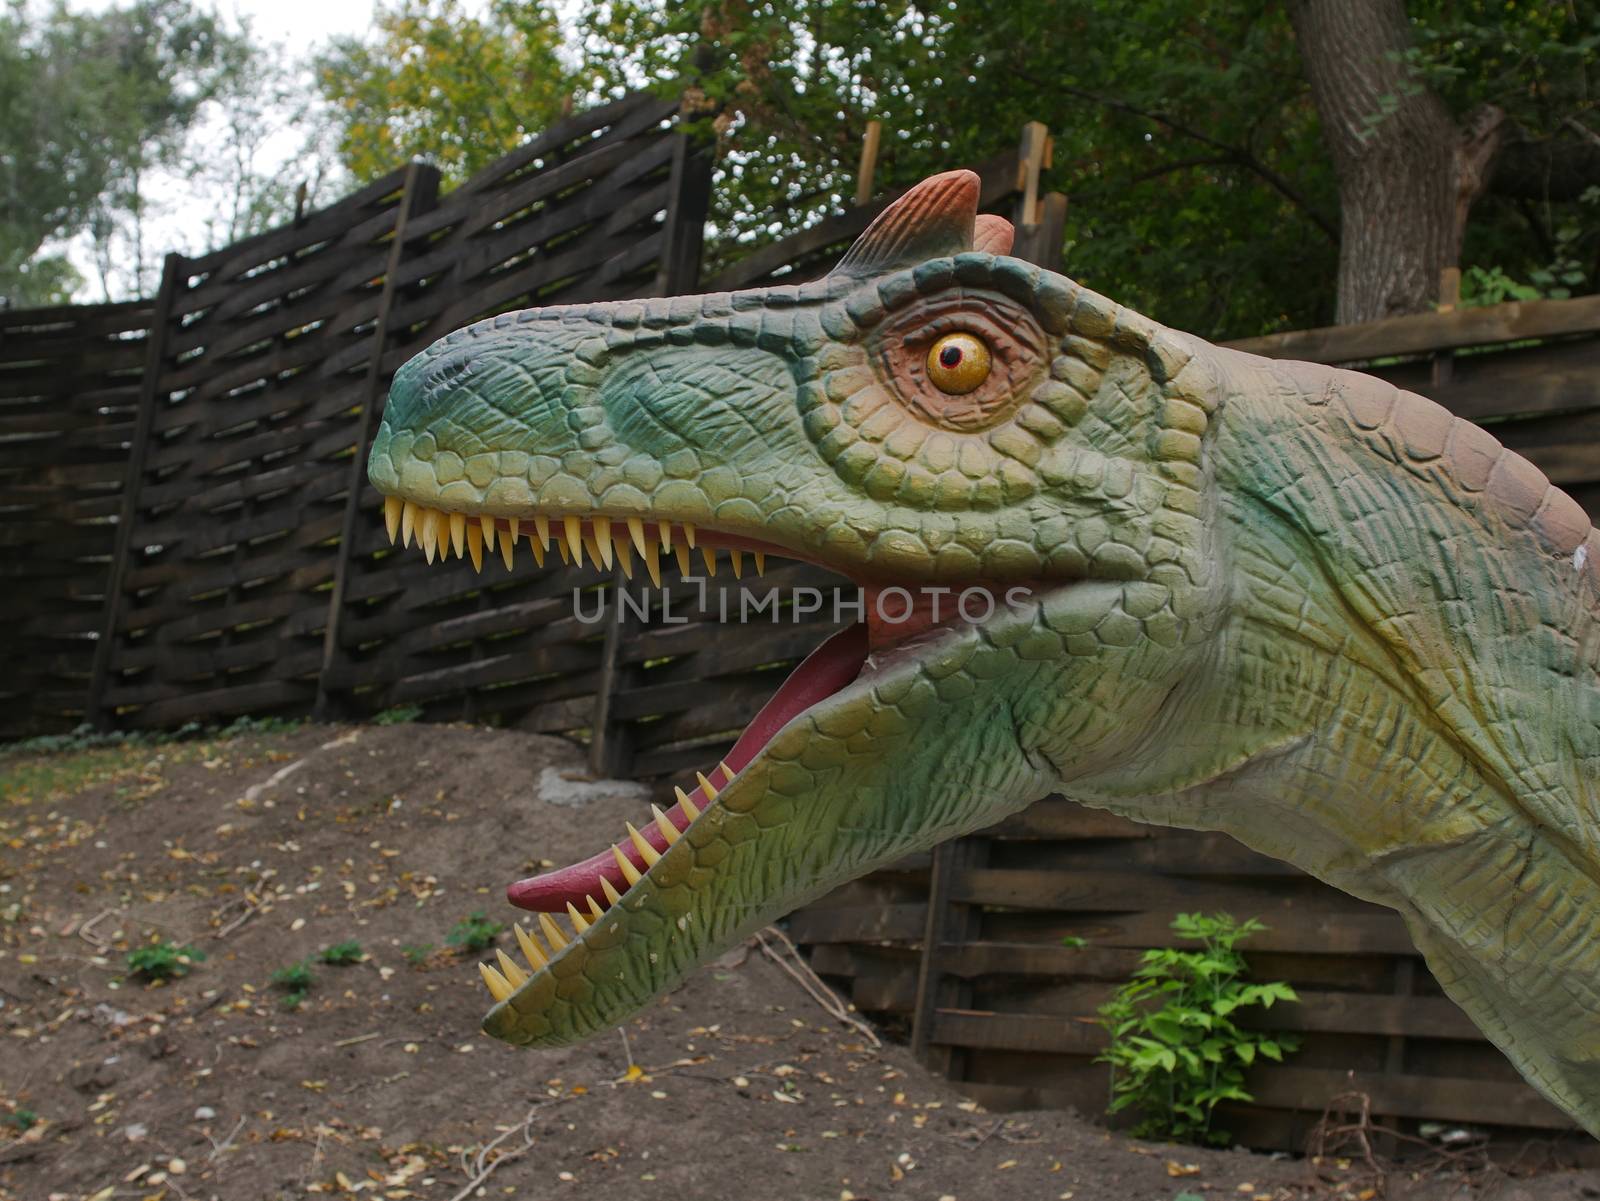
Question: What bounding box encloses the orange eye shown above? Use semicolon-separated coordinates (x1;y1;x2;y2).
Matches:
925;333;991;394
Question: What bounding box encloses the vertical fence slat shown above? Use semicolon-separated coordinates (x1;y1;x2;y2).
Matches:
316;161;442;719
86;253;185;729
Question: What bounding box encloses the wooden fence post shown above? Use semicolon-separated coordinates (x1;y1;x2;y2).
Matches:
86;253;185;729
315;161;442;720
910;836;991;1076
855;119;883;206
588;572;641;778
1010;121;1067;271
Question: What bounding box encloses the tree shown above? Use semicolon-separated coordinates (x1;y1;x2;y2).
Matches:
577;0;1597;336
314;0;574;187
0;0;255;305
1289;0;1600;323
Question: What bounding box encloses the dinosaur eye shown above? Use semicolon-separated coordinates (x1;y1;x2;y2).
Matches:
926;333;991;394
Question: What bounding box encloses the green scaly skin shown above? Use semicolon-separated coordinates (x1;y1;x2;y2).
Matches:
368;172;1600;1136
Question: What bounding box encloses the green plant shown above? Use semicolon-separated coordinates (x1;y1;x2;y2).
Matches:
4;1107;38;1132
372;705;424;726
271;960;316;1008
401;943;435;966
318;940;364;965
1096;912;1299;1145
447;911;503;954
127;939;206;981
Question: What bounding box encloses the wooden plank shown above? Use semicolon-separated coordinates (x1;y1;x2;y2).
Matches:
1224;294;1600;364
316;161;441;718
86;253;185;728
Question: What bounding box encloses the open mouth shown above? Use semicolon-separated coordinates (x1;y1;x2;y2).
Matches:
379;494;1013;1014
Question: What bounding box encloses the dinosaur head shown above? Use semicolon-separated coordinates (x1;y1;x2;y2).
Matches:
367;171;1228;1047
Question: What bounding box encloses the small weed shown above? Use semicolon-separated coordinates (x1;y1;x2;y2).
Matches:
447;911;503;953
221;714;303;737
372;705;424;726
1097;912;1299;1146
272;960;316;1008
127;938;206;981
401;943;435;966
4;1108;39;1132
1060;935;1088;949
318;940;364;966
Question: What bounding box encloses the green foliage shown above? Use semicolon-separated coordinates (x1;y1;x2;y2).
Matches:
447;911;504;953
1060;935;1089;949
401;943;436;966
1096;912;1298;1146
271;960;316;1008
3;1108;39;1132
314;0;573;187
373;705;425;726
127;938;206;981
317;940;364;966
0;0;261;303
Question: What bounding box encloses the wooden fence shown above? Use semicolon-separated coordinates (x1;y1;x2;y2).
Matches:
0;301;153;738
790;294;1600;1151
3;90;1599;1152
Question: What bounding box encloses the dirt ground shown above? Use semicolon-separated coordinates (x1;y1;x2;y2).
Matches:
3;720;1598;1201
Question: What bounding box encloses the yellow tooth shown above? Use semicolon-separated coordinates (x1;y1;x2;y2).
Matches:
659;520;673;551
610;844;642;887
581;527;604;570
566;901;590;934
625;822;662;867
614;534;634;580
384;495;402;544
467;521;484;572
674;785;701;822
627;516;647;556
652;804;681;845
593;517;614;568
556;534;570;564
719;761;735;783
565;515;584;566
538;911;569;951
586;894;605;922
479;961;513;1002
754;552;766;575
642;541;662;587
673;542;691;577
421;510;439;563
495;948;528;988
500;528;516;570
480;515;497;552
528;529;546;568
515;924;548;971
402;500;418;547
600;876;624;906
533;514;550;552
508;517;520;546
696;771;720;802
700;546;717;576
683;522;696;549
729;548;743;578
448;512;466;558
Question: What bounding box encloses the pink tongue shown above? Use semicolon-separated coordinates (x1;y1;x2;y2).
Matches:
506;623;870;912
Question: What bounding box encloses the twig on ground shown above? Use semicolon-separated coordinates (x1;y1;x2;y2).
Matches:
332;1032;380;1048
750;926;881;1048
212;897;260;940
447;1097;575;1201
77;908;118;949
206;1115;247;1162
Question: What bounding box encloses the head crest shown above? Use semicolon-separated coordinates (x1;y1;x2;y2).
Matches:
830;170;982;279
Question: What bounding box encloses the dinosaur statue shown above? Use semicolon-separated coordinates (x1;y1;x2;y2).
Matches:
367;170;1600;1137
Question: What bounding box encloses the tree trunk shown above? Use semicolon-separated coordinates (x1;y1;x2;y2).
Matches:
1289;0;1503;324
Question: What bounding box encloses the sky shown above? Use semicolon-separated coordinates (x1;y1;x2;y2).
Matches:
56;0;504;299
